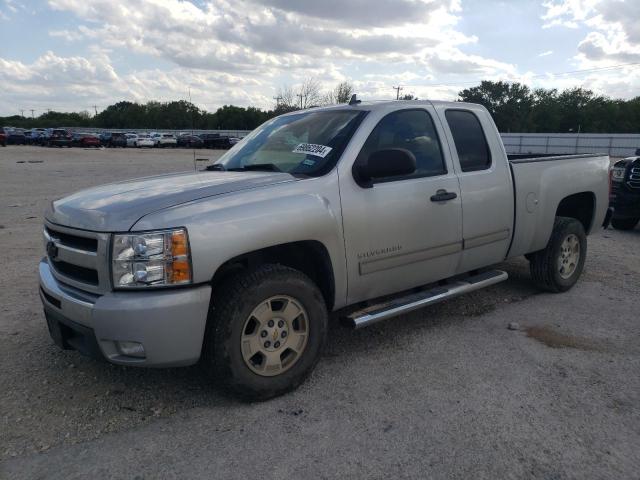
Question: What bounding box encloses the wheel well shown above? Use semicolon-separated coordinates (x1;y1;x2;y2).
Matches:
211;241;335;310
555;192;595;233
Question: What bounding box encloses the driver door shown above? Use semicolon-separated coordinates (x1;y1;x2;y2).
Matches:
339;107;463;305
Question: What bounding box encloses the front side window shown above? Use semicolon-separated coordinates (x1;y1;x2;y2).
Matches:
216;109;367;177
445;110;491;172
356;109;446;182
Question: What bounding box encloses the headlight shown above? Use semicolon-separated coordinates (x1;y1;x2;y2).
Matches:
112;228;192;288
611;167;626;181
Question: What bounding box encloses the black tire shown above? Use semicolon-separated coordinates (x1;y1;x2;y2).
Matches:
611;217;639;231
529;216;587;293
204;264;328;401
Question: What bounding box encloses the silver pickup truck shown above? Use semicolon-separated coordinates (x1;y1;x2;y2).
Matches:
39;99;610;399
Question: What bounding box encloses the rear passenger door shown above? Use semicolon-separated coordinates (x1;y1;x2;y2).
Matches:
434;106;514;272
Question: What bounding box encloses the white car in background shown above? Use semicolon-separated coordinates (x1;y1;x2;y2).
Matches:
125;133;138;147
135;134;155;148
150;132;177;148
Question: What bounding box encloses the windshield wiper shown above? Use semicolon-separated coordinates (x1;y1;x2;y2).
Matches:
205;163;226;171
228;163;282;173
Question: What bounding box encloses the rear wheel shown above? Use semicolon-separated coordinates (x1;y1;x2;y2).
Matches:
529;216;586;293
204;264;328;401
611;217;639;231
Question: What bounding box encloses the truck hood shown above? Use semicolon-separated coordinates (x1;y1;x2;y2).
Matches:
45;170;295;232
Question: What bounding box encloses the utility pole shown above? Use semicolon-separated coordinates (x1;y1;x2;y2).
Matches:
92;105;98;116
20;109;25;117
272;95;283;106
297;93;304;109
393;86;403;100
30;109;35;119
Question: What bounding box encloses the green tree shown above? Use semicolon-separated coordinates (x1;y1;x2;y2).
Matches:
458;81;534;132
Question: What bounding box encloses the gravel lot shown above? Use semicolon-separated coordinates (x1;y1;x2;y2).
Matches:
1;146;639;479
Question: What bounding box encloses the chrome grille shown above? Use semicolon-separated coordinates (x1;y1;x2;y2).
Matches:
629;166;640;189
44;221;111;294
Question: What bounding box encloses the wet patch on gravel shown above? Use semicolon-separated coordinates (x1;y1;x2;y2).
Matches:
526;325;603;351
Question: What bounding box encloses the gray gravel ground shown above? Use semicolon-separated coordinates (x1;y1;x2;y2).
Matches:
1;146;639;479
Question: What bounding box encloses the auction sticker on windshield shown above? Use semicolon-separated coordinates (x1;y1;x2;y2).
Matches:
292;143;333;158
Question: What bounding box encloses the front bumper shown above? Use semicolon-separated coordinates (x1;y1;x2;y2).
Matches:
39;259;211;367
610;186;640;219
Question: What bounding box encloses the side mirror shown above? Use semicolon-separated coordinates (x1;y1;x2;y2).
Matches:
354;148;416;187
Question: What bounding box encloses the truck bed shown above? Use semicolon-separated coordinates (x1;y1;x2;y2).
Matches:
507;153;603;163
506;153;610;258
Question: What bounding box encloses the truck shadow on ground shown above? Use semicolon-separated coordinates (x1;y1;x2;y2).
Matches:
324;257;540;358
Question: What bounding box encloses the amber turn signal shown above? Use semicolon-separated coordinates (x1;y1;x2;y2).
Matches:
171;230;189;257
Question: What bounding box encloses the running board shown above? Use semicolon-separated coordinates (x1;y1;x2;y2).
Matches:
344;270;508;329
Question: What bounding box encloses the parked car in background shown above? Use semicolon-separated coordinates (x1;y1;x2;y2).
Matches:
609;151;640;230
200;133;232;149
26;128;47;145
229;137;242;146
125;133;138;147
150;132;161;146
46;129;72;147
110;132;127;148
98;132;127;148
72;133;101;148
99;132;112;147
0;127;6;146
5;127;26;145
176;134;204;148
151;133;177;148
135;134;155;148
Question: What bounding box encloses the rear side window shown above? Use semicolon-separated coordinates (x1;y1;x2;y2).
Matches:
357;109;446;181
445;110;491;172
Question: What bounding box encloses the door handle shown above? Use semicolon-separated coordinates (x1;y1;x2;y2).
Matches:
430;189;457;202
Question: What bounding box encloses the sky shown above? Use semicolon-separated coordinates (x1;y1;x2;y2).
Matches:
0;0;639;116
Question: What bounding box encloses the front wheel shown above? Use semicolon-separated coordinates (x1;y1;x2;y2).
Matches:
611;217;639;231
204;264;328;401
529;216;587;293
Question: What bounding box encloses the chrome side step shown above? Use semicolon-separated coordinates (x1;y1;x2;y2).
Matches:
344;270;508;329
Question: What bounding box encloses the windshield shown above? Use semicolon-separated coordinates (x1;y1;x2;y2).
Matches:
216;109;367;177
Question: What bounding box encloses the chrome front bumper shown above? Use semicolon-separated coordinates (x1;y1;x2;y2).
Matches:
39;259;212;367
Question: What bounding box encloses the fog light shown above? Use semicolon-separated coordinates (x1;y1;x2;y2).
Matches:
116;341;146;358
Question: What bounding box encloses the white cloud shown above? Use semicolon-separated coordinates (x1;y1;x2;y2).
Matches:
24;0;515;111
0;50;271;115
2;0;639;115
542;0;640;63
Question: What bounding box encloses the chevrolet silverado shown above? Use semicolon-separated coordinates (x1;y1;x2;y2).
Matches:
39;99;610;399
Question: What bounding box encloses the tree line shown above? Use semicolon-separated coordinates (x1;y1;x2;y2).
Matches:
1;80;638;133
458;81;640;133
